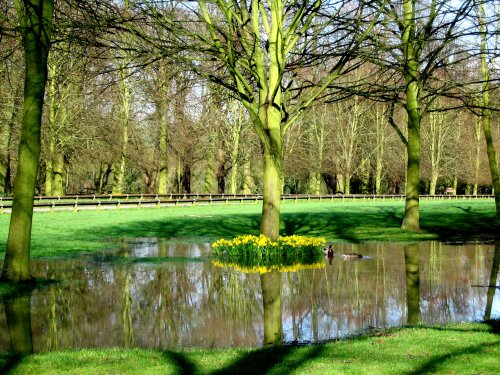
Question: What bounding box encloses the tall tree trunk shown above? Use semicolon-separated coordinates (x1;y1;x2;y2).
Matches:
216;148;226;194
156;99;169;194
2;0;54;282
112;66;131;195
157;121;168;194
478;1;500;216
52;152;65;196
0;80;21;195
344;176;351;195
428;112;439;196
401;0;421;231
0;125;12;195
182;162;191;194
112;139;127;194
336;173;345;194
307;106;325;195
473;119;481;196
307;173;317;194
94;163;112;194
44;154;53;195
315;112;325;195
403;111;421;231
44;61;57;196
360;158;370;194
260;122;282;240
204;142;215;194
429;171;438;196
176;157;182;194
375;106;385;195
242;158;254;194
228;103;243;194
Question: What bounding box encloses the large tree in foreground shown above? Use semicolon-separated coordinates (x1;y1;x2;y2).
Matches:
1;0;54;282
138;0;383;239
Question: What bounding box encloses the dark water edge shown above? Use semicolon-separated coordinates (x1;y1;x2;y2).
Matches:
0;240;498;352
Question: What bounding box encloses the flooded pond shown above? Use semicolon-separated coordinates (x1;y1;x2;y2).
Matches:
0;240;498;352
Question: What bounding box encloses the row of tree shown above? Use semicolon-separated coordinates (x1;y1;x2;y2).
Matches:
1;0;500;281
3;48;498;198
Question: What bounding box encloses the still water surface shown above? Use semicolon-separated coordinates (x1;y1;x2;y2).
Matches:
0;240;498;352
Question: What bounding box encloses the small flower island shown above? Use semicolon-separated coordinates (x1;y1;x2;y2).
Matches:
212;234;327;273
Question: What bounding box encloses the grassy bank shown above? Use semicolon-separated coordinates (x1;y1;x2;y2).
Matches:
1;322;498;374
0;199;497;258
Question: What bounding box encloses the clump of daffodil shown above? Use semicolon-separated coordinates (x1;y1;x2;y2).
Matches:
212;234;326;267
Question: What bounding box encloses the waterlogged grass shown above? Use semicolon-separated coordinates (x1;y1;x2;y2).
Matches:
0;199;497;259
1;322;498;375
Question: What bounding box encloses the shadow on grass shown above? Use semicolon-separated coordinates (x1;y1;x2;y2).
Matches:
407;341;500;375
484;319;500;334
163;344;325;375
1;201;497;259
163;351;198;375
157;324;500;375
0;353;23;374
413;319;500;335
66;206;400;247
72;203;497;247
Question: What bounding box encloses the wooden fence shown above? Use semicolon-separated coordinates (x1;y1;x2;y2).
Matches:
0;193;494;213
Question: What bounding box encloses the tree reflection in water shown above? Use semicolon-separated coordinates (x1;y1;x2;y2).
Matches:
0;241;498;353
484;241;500;321
3;288;33;354
404;243;421;325
260;270;282;346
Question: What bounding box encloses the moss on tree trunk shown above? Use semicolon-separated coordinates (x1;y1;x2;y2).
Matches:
1;0;54;282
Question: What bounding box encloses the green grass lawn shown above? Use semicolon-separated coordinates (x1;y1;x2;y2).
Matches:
0;199;499;374
0;198;497;258
1;322;498;375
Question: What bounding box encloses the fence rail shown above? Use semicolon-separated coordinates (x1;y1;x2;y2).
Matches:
0;193;494;213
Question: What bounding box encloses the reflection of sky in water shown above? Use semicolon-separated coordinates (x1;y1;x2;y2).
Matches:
129;240;159;257
125;239;209;258
492;295;500;316
0;240;498;351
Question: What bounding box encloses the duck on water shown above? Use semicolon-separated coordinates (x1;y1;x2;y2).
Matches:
324;245;363;259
